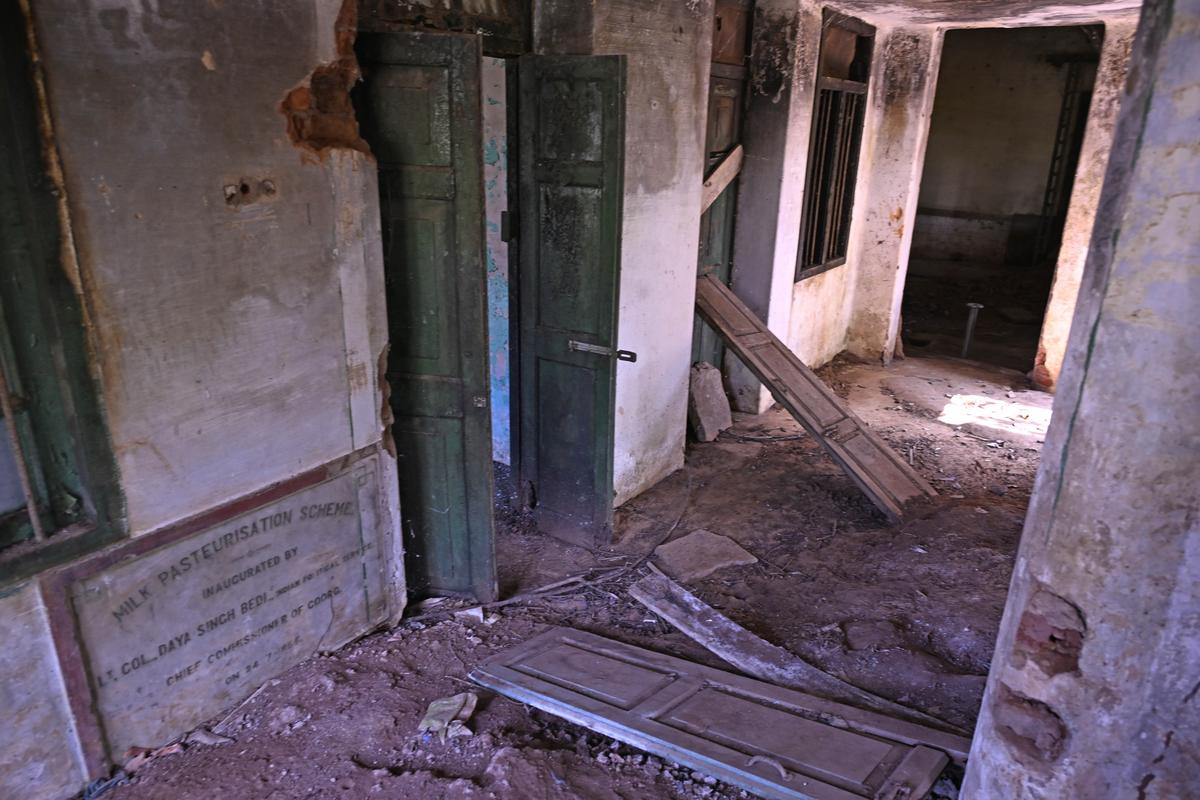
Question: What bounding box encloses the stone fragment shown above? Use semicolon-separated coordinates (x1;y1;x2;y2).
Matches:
688;362;733;442
653;529;757;582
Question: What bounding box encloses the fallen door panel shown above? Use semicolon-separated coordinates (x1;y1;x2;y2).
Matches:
471;627;960;800
694;276;936;521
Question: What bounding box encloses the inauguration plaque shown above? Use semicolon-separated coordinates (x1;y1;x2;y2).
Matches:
70;457;392;756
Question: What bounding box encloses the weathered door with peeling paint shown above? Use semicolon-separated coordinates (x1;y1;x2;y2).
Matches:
472;628;966;800
356;32;496;601
517;55;625;548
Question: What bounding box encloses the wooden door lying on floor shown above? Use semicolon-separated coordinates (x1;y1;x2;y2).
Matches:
471;627;968;800
694;275;937;522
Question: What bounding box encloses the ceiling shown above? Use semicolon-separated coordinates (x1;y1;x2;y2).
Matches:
828;0;1142;26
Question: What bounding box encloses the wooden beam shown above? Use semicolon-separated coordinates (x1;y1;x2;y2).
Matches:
630;565;967;743
700;144;743;214
694;275;938;521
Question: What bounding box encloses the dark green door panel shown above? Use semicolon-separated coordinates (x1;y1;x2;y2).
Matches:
518;55;625;548
693;70;746;367
356;32;496;601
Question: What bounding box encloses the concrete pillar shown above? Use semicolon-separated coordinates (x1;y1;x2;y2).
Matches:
726;0;821;413
845;26;942;363
963;2;1199;796
1032;21;1136;391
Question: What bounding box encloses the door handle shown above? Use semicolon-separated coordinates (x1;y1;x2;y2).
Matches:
567;340;638;363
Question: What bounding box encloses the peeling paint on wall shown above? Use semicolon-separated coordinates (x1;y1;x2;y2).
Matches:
281;0;371;159
749;7;799;103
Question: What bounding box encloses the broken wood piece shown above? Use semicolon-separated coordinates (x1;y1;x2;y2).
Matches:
630;565;967;743
701;144;743;213
694;275;937;521
874;746;948;800
471;627;969;800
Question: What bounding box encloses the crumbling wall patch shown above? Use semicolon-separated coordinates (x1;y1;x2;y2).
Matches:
1013;583;1087;677
992;683;1069;764
749;7;798;103
280;0;371;159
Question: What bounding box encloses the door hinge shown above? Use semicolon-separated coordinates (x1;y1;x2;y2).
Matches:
568;340;638;363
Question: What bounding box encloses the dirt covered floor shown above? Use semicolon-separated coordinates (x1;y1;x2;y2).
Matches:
105;355;1051;800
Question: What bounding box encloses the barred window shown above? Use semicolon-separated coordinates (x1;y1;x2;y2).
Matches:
797;13;874;280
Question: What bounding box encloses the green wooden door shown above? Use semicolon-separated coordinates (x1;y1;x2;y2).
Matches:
518;55;626;548
356;32;496;601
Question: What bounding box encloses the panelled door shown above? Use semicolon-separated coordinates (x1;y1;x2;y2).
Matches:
356;32;496;601
517;55;626;549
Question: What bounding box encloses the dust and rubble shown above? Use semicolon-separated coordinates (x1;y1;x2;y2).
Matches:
104;354;1034;800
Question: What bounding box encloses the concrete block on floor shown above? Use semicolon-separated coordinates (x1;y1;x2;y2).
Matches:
688;362;732;442
653;529;757;582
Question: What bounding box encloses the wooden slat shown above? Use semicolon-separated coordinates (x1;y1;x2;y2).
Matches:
471;627;963;800
874;746;949;800
700;144;743;214
694;276;936;521
630;566;967;741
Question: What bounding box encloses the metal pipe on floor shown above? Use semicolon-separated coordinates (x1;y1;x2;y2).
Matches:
961;303;984;359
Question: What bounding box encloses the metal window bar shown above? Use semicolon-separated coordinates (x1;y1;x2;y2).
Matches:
800;84;867;274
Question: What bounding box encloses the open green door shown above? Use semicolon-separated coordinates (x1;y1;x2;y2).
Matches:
517;55;626;549
356;32;496;601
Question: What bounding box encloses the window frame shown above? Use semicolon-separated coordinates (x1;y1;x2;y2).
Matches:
0;3;124;585
795;12;875;282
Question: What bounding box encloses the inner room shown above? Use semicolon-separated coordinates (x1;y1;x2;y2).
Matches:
0;2;1193;800
902;25;1104;373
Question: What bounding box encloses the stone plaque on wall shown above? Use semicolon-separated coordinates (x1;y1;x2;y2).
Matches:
70;457;392;756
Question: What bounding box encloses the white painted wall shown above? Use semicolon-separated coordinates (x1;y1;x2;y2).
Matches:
33;0;391;534
593;0;715;505
919;28;1093;219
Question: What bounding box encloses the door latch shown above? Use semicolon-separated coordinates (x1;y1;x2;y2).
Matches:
568;340;638;363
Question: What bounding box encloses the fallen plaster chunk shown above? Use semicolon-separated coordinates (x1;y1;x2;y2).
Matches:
688;362;733;442
653;529;756;582
630;565;967;745
471;627;967;799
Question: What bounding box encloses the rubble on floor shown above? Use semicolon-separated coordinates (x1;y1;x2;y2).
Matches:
630;566;961;734
106;355;1039;800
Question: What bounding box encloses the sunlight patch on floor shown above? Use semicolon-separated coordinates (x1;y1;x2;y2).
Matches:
938;394;1051;438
